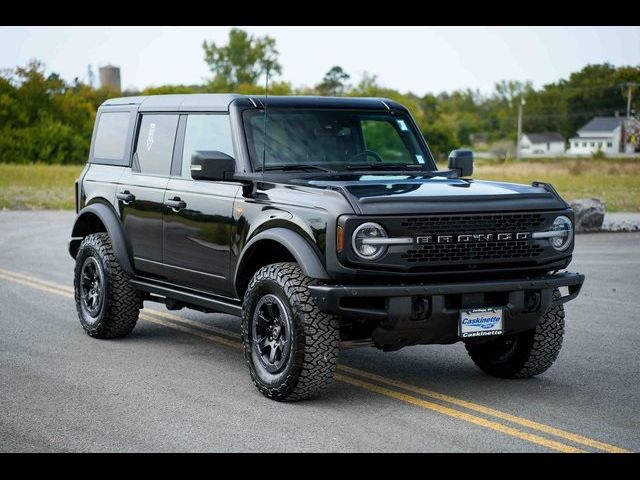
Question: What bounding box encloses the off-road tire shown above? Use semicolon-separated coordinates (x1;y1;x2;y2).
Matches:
241;262;340;401
74;233;141;338
465;289;565;378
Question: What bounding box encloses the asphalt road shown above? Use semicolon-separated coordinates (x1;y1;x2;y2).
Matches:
1;211;638;452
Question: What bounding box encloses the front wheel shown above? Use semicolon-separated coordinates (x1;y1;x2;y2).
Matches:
465;289;565;378
241;263;340;401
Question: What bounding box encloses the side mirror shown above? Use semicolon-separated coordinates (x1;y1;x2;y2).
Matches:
191;150;236;181
448;149;474;177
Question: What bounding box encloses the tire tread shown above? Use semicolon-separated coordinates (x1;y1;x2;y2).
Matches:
466;289;565;378
74;233;141;339
241;262;339;401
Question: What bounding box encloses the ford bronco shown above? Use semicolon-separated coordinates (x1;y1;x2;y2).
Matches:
69;94;584;401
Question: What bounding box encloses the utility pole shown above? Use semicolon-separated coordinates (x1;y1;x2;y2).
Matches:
625;83;638;154
627;83;636;119
516;97;526;161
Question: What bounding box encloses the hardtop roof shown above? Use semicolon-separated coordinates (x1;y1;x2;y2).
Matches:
100;94;405;112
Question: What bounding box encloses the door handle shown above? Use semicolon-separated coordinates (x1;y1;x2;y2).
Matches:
165;197;187;212
117;191;135;204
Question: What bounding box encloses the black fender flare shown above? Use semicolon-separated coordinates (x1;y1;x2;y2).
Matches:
235;227;330;290
68;203;134;275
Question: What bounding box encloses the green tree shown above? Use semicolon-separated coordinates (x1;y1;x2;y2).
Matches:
315;66;350;96
202;28;282;90
0;60;111;164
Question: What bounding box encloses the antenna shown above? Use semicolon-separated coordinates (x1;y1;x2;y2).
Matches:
261;66;270;181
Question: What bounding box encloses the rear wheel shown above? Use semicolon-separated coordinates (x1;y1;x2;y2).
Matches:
241;262;340;401
465;289;565;378
74;233;141;338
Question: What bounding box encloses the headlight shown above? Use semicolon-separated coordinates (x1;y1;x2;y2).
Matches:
532;215;573;251
352;222;388;260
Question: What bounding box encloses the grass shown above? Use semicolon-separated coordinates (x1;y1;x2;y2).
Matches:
0;164;82;210
1;157;639;212
474;157;640;212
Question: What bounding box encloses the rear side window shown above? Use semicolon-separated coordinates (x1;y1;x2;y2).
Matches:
181;114;234;178
93;112;131;162
135;114;179;176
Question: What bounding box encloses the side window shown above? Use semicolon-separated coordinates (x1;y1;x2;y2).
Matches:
361;120;414;163
93;112;131;162
135;114;179;176
181;114;234;178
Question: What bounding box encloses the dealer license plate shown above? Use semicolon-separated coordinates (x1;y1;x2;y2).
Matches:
459;308;504;338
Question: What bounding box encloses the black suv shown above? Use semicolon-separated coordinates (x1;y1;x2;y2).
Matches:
69;94;584;401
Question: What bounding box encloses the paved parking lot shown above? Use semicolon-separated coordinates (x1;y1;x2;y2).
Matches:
0;211;638;452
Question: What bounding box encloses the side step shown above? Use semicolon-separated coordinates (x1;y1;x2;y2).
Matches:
130;277;243;317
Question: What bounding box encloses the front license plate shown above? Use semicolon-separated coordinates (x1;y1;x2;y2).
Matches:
459;308;504;338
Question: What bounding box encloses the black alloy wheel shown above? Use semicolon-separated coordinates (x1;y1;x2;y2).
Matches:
79;256;105;320
241;262;340;401
73;233;141;338
252;294;293;374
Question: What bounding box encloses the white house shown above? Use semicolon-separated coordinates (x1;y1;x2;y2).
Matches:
519;132;565;155
568;117;624;155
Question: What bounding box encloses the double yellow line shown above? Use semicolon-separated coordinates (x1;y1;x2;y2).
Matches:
0;267;630;453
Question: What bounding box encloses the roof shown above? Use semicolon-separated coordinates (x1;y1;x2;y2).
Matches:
569;136;614;141
523;132;565;143
100;94;405;112
578;116;624;133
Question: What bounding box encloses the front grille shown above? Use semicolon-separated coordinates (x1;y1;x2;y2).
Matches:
402;240;544;263
396;213;547;265
400;213;545;234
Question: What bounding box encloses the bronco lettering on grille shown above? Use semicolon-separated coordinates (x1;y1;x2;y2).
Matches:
416;232;530;244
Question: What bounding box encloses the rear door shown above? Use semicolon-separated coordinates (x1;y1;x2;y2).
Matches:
162;113;240;296
118;113;179;276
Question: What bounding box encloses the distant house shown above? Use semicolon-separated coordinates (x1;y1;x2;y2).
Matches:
469;133;489;149
519;132;565;155
568;117;625;155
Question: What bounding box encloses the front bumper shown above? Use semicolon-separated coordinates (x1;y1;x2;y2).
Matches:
309;272;584;348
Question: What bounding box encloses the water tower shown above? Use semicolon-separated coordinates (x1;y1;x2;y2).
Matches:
99;65;121;92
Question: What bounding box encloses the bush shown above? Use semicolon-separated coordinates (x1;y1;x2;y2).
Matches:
0;61;102;165
0;120;89;164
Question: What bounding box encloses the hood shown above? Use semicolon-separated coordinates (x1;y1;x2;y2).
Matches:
304;174;566;215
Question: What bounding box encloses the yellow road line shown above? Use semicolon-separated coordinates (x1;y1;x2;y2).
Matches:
0;271;74;298
0;268;74;294
338;365;632;454
143;308;238;339
141;314;583;453
0;269;627;453
140;313;241;350
335;374;585;453
139;308;632;453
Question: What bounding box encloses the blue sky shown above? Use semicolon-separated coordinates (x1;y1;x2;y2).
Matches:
1;26;638;95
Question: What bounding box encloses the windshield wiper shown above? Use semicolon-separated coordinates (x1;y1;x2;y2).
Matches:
345;163;428;171
257;164;334;173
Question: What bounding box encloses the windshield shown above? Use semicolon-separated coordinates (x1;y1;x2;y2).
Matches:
243;109;435;171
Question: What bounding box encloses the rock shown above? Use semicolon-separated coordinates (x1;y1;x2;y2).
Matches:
570;198;605;232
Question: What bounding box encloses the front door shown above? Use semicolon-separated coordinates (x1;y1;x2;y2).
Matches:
162;113;239;296
118;113;179;276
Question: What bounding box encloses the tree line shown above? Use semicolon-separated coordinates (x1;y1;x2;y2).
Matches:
1;28;638;165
